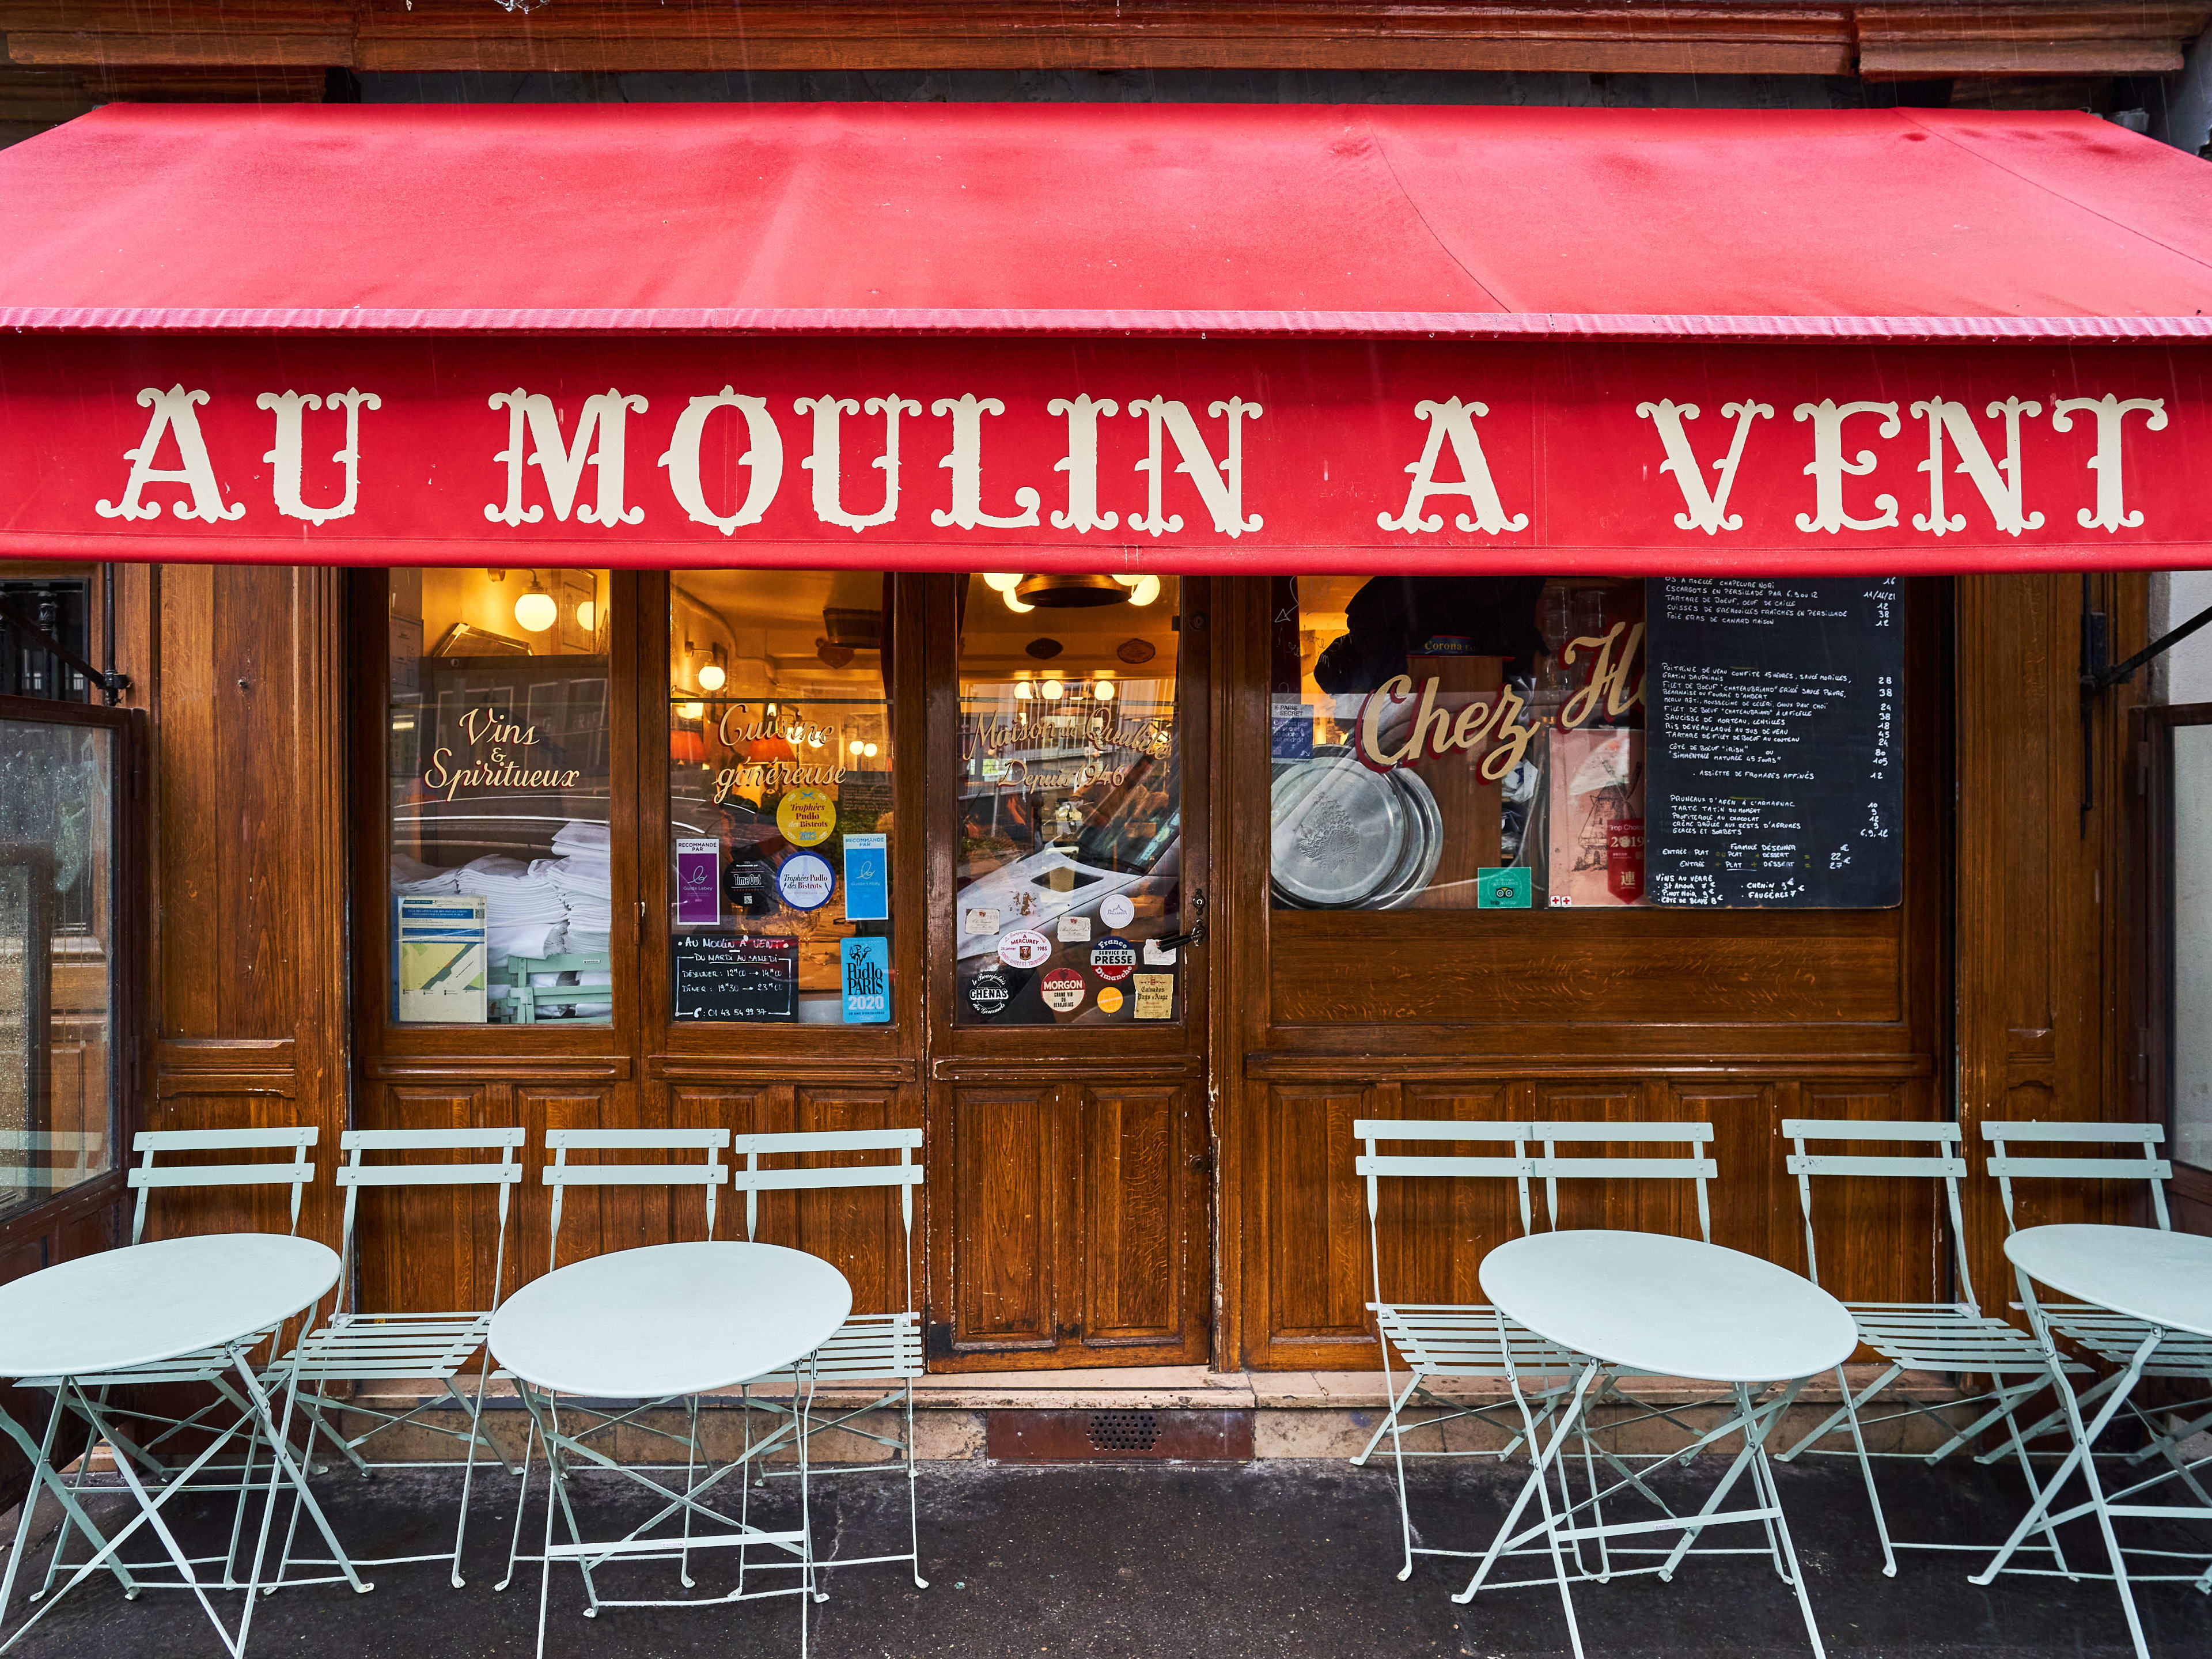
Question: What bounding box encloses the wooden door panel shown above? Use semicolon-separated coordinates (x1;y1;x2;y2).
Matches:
949;1084;1062;1349
1080;1082;1188;1346
1262;1082;1370;1343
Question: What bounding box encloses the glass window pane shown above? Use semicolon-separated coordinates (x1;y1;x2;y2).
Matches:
0;717;116;1216
386;567;613;1027
2175;724;2212;1170
954;574;1182;1027
1271;575;1645;911
668;571;893;1027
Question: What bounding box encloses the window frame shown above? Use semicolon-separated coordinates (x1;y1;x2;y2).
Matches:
0;691;146;1249
2138;699;2212;1190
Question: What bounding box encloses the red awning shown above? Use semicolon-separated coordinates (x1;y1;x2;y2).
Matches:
1;102;2209;574
3;101;2211;339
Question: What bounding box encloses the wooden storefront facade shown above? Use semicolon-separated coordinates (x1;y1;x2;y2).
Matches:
0;560;2141;1377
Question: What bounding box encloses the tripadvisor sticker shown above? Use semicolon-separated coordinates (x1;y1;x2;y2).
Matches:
777;787;838;847
1040;968;1085;1013
967;960;1014;1020
1095;984;1124;1014
1476;867;1532;910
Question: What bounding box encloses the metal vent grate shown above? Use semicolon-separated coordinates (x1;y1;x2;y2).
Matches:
1084;1410;1160;1453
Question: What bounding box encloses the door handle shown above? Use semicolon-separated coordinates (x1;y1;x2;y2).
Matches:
1155;890;1207;954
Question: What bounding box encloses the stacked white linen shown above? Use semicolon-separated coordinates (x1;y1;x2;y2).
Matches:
392;854;460;894
452;854;569;965
546;820;613;955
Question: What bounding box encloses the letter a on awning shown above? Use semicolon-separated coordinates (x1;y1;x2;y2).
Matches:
3;101;2211;574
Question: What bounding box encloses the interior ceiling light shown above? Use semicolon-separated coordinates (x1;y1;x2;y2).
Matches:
676;700;704;721
513;574;558;634
698;644;727;691
863;743;879;758
1015;573;1127;609
983;573;1033;614
1014;680;1034;700
1040;678;1065;700
1111;574;1161;606
576;599;597;632
1093;680;1116;700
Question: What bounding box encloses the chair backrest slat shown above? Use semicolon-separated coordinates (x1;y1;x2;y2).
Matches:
1531;1122;1716;1242
1783;1117;1975;1302
542;1127;732;1268
1982;1119;2173;1233
128;1126;319;1245
335;1127;527;1313
1354;1120;1537;1317
728;1128;925;1319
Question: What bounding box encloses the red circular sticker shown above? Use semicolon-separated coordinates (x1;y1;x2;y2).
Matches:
999;928;1053;970
1041;968;1086;1013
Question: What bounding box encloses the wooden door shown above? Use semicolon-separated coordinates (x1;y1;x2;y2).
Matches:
924;575;1212;1369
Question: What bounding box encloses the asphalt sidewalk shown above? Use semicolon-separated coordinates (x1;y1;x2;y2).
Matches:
1;1457;2206;1657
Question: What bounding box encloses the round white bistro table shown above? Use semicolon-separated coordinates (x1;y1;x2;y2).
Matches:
0;1234;354;1658
486;1241;851;1657
1459;1231;1859;1659
1972;1224;2212;1659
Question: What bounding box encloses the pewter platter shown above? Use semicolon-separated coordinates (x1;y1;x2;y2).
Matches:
1270;757;1407;908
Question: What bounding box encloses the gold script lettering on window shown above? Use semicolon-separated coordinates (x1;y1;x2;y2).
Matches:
386;567;612;1025
667;572;893;1027
1269;576;1646;912
953;574;1181;1027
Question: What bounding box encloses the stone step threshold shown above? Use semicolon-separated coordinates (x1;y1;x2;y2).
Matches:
323;1366;1969;1462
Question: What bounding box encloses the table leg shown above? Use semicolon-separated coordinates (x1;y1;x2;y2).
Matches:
1740;1383;1827;1659
1452;1354;1599;1659
0;1389;142;1623
228;1347;369;1609
2;1380;261;1658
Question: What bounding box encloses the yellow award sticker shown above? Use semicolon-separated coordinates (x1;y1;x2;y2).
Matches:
1095;985;1124;1014
777;786;838;847
1134;973;1173;1020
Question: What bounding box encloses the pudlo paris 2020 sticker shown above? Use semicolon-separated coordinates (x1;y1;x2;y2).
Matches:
1040;968;1085;1013
999;928;1052;969
776;786;838;848
1089;936;1137;982
775;853;836;911
1095;985;1124;1014
967;961;1014;1019
1099;893;1136;929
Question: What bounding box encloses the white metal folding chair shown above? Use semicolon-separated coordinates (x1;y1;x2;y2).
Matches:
274;1127;527;1588
12;1126;322;1602
728;1128;929;1589
1771;1118;2085;1577
1982;1121;2212;1477
1349;1119;1582;1582
498;1127;732;1594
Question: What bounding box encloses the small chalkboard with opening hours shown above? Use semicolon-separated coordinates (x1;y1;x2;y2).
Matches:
672;933;799;1021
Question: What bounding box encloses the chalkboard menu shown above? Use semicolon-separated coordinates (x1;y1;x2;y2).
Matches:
1645;578;1902;908
672;933;799;1021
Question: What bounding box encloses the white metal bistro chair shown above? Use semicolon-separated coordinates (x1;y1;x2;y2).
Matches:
1349;1119;1579;1582
18;1126;321;1601
1982;1121;2212;1475
274;1127;528;1589
1771;1118;2084;1577
499;1126;732;1594
728;1128;929;1589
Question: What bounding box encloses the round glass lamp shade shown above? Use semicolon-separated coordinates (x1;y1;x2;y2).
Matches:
514;589;558;632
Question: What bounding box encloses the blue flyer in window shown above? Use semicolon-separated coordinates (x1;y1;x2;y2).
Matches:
840;935;892;1024
843;832;889;921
